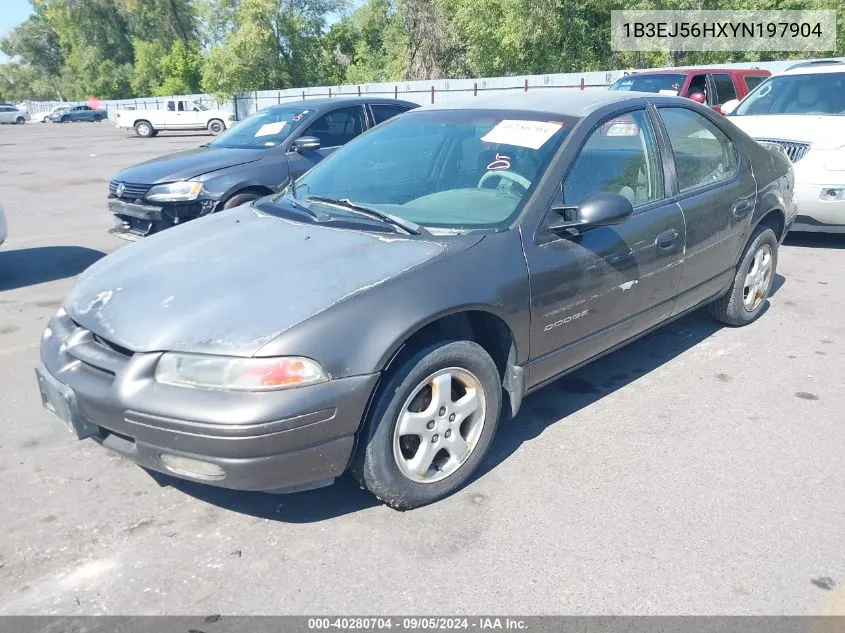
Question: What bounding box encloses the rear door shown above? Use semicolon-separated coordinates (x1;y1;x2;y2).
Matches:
654;106;756;315
523;107;685;388
286;105;367;180
711;73;739;113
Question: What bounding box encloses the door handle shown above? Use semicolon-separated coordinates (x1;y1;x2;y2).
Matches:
655;229;679;249
732;200;753;219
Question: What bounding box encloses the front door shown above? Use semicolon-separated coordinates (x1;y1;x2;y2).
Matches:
286;105;368;181
524;107;686;388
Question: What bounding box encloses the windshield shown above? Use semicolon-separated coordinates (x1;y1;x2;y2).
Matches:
286;109;573;230
209;107;314;149
610;74;686;95
733;72;845;116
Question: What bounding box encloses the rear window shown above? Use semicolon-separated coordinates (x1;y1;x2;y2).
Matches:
610;74;686;95
744;75;766;91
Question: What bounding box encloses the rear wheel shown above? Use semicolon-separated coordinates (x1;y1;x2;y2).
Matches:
15;116;25;125
93;114;104;122
354;340;501;509
708;224;778;326
134;120;154;137
207;119;225;135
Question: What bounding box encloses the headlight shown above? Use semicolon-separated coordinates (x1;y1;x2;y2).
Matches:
145;181;202;202
824;147;845;171
155;353;328;391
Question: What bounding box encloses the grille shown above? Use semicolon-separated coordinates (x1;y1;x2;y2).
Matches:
109;180;151;199
63;318;132;377
755;139;811;163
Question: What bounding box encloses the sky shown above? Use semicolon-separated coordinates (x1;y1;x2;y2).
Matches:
0;0;33;61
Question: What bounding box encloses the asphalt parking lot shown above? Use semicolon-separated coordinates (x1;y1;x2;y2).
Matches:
0;122;843;616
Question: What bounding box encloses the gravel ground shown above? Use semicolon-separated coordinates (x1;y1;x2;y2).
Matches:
0;122;843;616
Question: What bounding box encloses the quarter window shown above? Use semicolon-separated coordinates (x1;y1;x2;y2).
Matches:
370;104;410;125
305;106;366;148
659;107;737;192
563;109;663;207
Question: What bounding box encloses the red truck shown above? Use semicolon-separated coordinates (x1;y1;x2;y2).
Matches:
609;68;771;114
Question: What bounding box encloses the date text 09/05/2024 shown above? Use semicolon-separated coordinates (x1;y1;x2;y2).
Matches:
307;617;529;630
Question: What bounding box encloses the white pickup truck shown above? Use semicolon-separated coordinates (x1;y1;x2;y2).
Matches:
115;99;236;137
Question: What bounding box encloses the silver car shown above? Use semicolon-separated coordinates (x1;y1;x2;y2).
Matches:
0;204;7;246
0;105;29;125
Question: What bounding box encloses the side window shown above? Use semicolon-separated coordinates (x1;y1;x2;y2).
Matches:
712;74;737;104
744;75;765;91
370;104;410;125
659;107;738;192
178;101;187;112
167;101;175;111
563;109;663;208
304;106;366;147
686;74;708;99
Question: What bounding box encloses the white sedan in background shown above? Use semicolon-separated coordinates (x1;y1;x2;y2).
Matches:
0;105;29;125
724;64;845;233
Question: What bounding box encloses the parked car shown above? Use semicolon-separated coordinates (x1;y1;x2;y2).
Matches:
725;65;845;233
610;68;771;114
38;90;795;509
0;204;6;247
785;59;844;71
38;105;71;123
49;105;108;123
107;97;419;240
0;105;30;125
114;99;235;137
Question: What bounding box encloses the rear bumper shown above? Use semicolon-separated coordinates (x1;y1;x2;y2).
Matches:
39;311;380;492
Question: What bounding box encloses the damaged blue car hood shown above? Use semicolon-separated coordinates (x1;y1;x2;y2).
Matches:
66;206;447;356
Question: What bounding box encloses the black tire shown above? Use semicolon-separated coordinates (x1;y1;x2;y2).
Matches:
354;340;501;510
207;119;225;135
15;116;25;125
60;115;70;123
134;120;154;137
149;130;159;137
221;192;261;210
93;114;103;122
708;224;778;326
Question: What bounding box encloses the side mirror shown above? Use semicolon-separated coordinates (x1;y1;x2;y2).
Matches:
721;99;739;115
549;192;634;232
292;136;321;152
689;92;707;104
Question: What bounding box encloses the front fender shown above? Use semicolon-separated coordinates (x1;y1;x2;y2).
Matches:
255;230;531;378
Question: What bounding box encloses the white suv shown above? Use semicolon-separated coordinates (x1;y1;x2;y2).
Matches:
724;64;845;233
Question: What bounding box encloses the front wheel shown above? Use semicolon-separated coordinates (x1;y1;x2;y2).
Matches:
15;116;25;125
207;119;225;135
60;116;70;123
708;224;778;326
354;340;501;509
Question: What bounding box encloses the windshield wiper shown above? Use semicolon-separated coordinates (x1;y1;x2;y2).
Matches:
283;186;331;221
306;196;429;236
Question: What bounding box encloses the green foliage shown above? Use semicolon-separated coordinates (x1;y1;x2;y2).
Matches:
2;0;844;103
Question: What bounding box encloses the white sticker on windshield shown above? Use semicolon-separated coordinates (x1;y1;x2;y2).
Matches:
481;120;563;150
255;121;287;137
658;89;679;96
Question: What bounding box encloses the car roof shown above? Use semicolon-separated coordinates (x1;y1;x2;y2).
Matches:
420;89;693;118
622;68;769;76
780;63;845;76
263;97;418;112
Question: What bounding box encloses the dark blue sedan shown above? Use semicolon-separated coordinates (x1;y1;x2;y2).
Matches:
50;105;108;123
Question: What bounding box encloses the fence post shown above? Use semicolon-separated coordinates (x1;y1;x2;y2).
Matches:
580;77;585;90
394;85;398;99
329;87;332;98
357;85;361;97
524;78;528;92
430;85;434;104
302;91;305;100
474;82;478;97
278;92;281;104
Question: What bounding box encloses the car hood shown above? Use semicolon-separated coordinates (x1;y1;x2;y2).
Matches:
65;206;450;357
113;146;266;183
728;115;845;150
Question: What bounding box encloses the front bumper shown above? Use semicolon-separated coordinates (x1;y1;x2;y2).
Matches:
39;311;379;492
108;197;213;240
791;182;845;231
